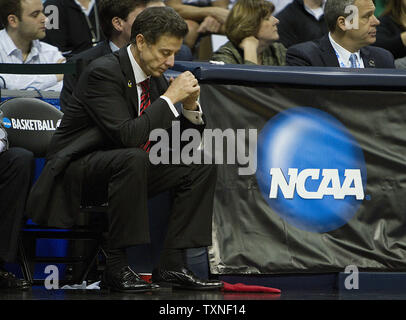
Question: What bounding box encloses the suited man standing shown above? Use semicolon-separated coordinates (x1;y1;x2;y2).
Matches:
27;6;222;293
286;0;395;68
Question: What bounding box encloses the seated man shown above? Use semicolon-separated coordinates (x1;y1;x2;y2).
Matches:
286;0;395;68
0;114;34;290
0;0;65;91
27;6;222;293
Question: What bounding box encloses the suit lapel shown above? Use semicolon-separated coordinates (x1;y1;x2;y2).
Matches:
360;47;376;68
319;35;340;67
118;46;139;117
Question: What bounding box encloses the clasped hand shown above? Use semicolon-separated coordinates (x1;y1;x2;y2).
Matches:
164;71;200;111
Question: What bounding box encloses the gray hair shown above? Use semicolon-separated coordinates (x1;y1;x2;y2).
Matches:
324;0;356;32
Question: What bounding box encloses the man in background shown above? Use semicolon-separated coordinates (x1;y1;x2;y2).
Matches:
286;0;394;68
0;0;65;91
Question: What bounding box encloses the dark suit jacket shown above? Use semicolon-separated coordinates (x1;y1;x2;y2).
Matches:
26;46;204;227
60;40;112;113
286;35;395;68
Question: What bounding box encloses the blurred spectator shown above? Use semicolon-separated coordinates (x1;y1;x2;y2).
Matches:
166;0;229;49
59;0;147;112
212;0;286;65
43;0;104;58
276;0;328;48
286;0;395;68
374;0;406;61
0;0;65;91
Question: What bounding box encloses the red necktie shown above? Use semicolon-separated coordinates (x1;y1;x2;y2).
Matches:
139;78;151;152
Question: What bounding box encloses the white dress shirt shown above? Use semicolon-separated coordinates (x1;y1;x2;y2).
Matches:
109;41;120;53
0;29;65;91
304;0;325;21
126;45;204;125
328;33;365;68
74;0;95;16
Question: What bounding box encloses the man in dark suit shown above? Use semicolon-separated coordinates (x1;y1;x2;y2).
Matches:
286;0;395;68
27;6;222;293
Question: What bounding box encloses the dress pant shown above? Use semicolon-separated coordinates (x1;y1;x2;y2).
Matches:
81;147;217;250
0;147;34;262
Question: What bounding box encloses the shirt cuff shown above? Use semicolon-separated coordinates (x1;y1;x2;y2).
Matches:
182;101;204;125
160;95;204;125
160;95;179;118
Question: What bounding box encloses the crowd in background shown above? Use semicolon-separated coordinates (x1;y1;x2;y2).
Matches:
0;0;404;93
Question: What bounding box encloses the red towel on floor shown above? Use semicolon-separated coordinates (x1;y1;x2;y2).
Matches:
222;281;281;293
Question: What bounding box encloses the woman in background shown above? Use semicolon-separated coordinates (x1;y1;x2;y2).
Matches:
375;0;406;68
211;0;286;65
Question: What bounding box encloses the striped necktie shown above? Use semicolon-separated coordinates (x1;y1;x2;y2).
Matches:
139;78;151;152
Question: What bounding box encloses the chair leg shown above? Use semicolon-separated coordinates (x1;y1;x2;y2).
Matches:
18;237;33;284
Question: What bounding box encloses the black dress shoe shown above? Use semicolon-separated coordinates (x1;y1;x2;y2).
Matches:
101;266;160;293
0;269;31;290
152;267;223;290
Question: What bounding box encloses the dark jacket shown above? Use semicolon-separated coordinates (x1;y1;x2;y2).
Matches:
275;0;328;48
59;40;112;113
26;47;203;227
43;0;104;58
286;35;395;68
374;15;406;59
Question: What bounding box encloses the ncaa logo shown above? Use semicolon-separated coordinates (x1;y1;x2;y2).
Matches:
2;117;11;128
256;107;367;233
